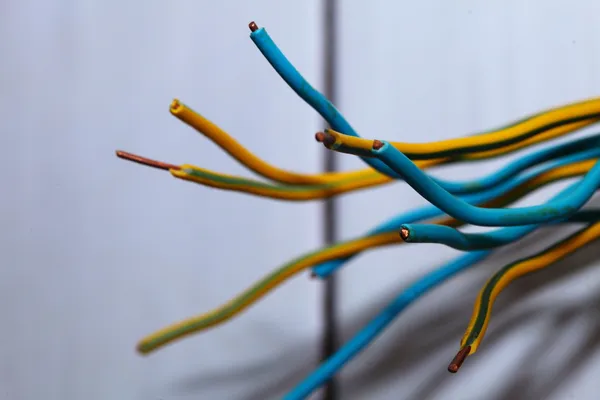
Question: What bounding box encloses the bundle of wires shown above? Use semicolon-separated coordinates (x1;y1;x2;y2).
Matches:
116;21;600;400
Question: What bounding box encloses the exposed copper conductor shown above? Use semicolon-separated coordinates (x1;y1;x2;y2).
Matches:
400;228;410;241
249;21;259;32
448;346;471;373
372;140;384;150
115;150;180;171
322;133;336;147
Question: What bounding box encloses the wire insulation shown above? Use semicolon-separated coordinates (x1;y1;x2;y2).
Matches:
451;221;600;372
137;158;598;353
312;154;600;277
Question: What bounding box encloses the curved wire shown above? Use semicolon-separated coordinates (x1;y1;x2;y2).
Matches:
137;159;597;354
450;221;600;373
286;251;490;400
371;140;600;226
121;20;600;398
170;165;380;201
401;209;600;250
136;231;407;354
169;98;597;190
317;130;600;227
249;23;600;176
312;152;600;278
169;98;395;184
249;24;393;176
176;139;600;201
115;153;430;201
288;207;600;399
288;214;600;397
117;132;600;202
400;201;600;251
431;134;600;194
325;97;600;160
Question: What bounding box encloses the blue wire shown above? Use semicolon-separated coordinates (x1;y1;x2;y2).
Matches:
312;147;600;277
434;134;600;194
294;212;600;399
251;26;598;396
250;26;599;190
249;27;398;177
374;141;600;226
401;209;600;251
286;251;491;400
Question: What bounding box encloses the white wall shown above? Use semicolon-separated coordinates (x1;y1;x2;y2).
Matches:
3;1;600;400
336;2;600;399
0;2;323;399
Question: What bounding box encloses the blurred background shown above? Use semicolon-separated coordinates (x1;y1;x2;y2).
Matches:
2;1;600;399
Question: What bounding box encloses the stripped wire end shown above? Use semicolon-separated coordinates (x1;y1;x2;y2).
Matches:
448;346;471;373
170;98;184;114
115;150;181;171
372;140;384;150
249;21;259;32
315;131;336;148
136;342;150;355
400;227;410;241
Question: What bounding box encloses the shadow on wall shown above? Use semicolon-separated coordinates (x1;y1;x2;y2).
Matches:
168;216;600;400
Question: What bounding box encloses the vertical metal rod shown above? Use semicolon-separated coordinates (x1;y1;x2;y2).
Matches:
322;0;339;398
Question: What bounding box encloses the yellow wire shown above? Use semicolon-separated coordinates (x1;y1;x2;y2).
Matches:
454;120;593;160
460;220;600;355
168;162;429;201
324;97;600;157
138;159;595;354
137;231;406;354
169;99;446;183
167;120;593;201
170;98;598;189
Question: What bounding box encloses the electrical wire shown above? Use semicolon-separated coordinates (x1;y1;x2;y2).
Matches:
169;98;597;190
170;96;600;198
248;21;600;175
116;148;597;294
320;130;600;226
114;151;418;201
136;158;598;354
115;19;600;400
422;134;600;195
372;140;600;226
115;130;600;203
324;98;600;160
170;165;379;201
313;148;600;278
312;152;600;278
136;231;407;354
169;98;395;185
400;209;600;250
287;205;600;399
288;209;600;399
448;221;600;373
286;251;490;400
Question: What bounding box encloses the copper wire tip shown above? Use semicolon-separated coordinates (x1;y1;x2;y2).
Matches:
372;140;384;150
115;150;180;171
400;228;410;241
322;133;336;148
315;132;325;142
170;98;183;112
448;346;471;373
249;21;259;32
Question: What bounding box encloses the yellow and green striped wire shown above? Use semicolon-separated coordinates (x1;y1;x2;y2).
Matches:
450;220;600;372
137;159;597;354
